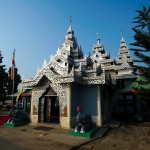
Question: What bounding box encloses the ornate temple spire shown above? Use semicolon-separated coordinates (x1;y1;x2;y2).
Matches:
93;34;104;53
67;25;73;34
46;21;83;75
116;34;133;66
65;16;74;41
62;21;83;60
92;34;108;65
65;25;74;41
118;34;131;59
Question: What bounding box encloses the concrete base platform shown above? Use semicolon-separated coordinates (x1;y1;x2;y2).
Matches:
69;126;99;138
4;121;30;127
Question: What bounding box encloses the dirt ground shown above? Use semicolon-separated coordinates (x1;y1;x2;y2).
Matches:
1;110;150;150
78;122;150;150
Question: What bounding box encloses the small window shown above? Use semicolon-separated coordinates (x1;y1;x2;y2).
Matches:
57;59;61;63
50;67;55;71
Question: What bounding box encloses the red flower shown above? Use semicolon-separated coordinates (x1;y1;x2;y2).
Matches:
76;106;81;111
130;89;137;93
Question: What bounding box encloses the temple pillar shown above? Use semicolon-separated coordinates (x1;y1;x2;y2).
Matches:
30;97;38;124
97;85;102;126
60;83;71;129
68;83;71;129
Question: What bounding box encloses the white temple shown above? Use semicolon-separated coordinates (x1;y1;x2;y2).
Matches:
23;24;137;128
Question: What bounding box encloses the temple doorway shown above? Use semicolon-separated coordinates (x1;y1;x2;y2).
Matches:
42;96;60;124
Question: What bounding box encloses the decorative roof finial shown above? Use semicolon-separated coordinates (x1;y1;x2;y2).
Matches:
121;31;124;38
97;33;100;39
121;31;125;42
69;16;72;25
96;33;100;45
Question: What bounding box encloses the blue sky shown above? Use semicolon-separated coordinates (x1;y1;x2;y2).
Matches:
0;0;149;79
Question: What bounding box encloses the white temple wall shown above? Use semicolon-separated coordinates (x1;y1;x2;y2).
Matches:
60;83;71;129
70;83;103;128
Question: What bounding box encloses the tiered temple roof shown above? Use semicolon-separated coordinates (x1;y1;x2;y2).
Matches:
113;36;136;79
23;25;137;88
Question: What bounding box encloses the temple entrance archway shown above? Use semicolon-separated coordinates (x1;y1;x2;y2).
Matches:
38;84;60;124
43;95;59;123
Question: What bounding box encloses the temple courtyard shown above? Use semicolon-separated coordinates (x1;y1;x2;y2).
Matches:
0;116;150;150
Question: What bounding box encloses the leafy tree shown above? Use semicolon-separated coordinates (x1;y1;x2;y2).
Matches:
130;5;150;79
0;51;8;104
7;67;22;95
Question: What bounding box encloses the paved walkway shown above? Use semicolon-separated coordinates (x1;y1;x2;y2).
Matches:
0;123;108;150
